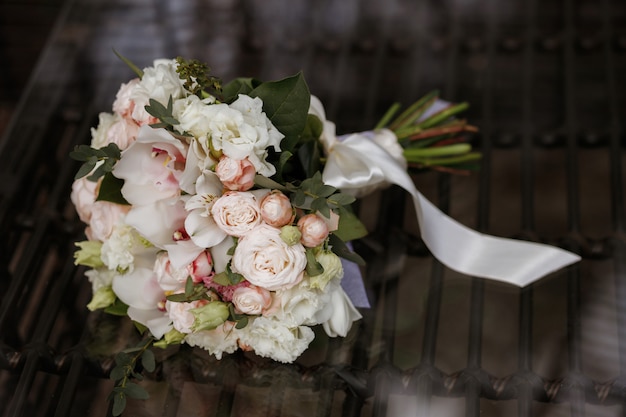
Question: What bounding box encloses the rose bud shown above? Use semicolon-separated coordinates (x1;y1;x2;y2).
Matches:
215;156;256;191
260;191;294;227
232;286;272;315
297;213;329;248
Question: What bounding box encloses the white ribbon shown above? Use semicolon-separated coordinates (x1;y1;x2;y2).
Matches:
322;130;581;287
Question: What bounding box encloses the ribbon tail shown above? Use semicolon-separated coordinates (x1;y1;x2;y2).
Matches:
323;134;580;287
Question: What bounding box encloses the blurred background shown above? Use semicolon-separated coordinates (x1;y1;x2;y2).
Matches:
0;0;625;416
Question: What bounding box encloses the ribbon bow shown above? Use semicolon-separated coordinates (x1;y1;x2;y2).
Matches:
312;97;580;289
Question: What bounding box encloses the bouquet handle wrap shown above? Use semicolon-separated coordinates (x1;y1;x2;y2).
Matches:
323;130;581;287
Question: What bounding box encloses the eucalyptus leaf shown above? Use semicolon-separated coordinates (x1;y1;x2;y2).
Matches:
109;366;126;381
112;392;127;417
141;350;155;372
124;382;150;400
328;234;365;266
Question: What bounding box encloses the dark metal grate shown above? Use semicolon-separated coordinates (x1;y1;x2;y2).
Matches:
1;0;625;416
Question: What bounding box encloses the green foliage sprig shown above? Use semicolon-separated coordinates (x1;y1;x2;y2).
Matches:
70;143;121;181
108;337;155;416
175;56;221;98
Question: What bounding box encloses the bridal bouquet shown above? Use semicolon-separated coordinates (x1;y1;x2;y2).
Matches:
71;55;580;414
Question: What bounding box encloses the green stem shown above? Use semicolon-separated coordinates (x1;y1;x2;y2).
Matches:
403;143;472;158
374;102;401;129
406;152;482;166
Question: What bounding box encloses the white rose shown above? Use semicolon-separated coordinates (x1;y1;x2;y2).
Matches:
130;59;188;123
231;224;306;291
172;94;218;138
238;316;314;363
227;95;283;176
112;79;139;117
88;201;130;242
184;322;240;360
90;112;118;149
105;117;139;150
232;286;272;315
153;251;188;291
211;191;262;237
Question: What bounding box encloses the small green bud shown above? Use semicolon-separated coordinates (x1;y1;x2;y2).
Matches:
154;328;186;348
191;301;230;331
74;241;104;268
87;286;116;311
280;225;302;246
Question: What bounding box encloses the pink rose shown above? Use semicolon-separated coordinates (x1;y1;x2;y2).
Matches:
231;224;306;291
112;79;139;118
70;176;99;223
260;191;294;227
211;191;262;237
188;251;214;283
106;117;139;150
88;201;130;242
166;298;208;334
297;214;329;248
232;286;272;315
215;156;256;191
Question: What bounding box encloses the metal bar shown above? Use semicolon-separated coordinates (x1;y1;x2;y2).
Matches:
563;0;584;416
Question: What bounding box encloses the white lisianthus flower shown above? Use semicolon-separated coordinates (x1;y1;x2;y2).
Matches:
184;322;240;360
100;222;153;273
130;59;189;124
238;316;315;363
309;250;344;291
318;283;362;338
231;224;306;291
85;267;116;292
269;279;330;327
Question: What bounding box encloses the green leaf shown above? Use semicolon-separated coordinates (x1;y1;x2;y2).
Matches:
141;349;156;372
254;174;289;192
249;72;310;153
221;77;260;103
124;382;150;400
329;193;356;206
112;392;127;417
104;298;129;316
292;189;307;207
74;158;97;180
235;316;248;329
96;173;129;205
114;352;132;367
328;234;365;266
113;49;144;78
212;272;231;286
185;276;194;297
69;145;94;162
109;366;126;381
302;114;323;141
333;207;368;242
311;197;330;218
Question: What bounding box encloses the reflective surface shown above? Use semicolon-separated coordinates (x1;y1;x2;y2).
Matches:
1;0;625;416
